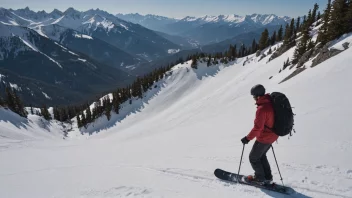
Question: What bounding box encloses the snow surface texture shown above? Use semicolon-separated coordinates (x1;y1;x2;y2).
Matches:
1;36;352;198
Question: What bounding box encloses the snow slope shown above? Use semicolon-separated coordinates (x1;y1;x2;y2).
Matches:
1;37;352;198
0;108;68;149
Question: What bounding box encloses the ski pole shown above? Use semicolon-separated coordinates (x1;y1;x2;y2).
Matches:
271;145;285;187
237;144;245;182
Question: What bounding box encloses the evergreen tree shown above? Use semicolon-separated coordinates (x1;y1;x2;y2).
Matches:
13;90;26;117
239;44;246;57
307;9;313;26
347;0;352;32
76;114;82;128
312;3;320;23
191;55;198;69
267;37;272;47
317;11;321;21
289;18;295;38
41;105;51;120
207;55;212;67
0;95;4;106
81;112;86;128
283;24;291;45
5;87;15;111
259;28;269;50
86;107;92;123
233;45;237;58
317;0;332;45
228;45;235;60
293;25;310;64
277;25;283;41
30;105;34;115
296;17;301;33
104;96;112;121
251;39;257;53
268;47;272;54
132;77;143;99
53;106;59;120
328;0;349;40
302;15;307;29
270;31;277;46
112;92;120;114
4;87;26;117
307;40;315;51
67;106;75;119
61;107;68;122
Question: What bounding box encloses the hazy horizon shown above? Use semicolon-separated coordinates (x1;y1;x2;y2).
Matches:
1;0;326;19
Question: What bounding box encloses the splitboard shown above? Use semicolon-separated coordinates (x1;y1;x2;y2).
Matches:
214;168;293;195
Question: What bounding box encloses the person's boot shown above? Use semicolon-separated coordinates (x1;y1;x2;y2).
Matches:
245;175;265;185
264;175;273;184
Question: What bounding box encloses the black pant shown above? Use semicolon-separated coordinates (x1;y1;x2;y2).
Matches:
249;141;273;181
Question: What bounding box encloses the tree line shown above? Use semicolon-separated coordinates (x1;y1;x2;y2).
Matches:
0;87;27;117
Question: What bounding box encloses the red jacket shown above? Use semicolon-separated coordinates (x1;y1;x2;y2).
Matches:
246;94;278;144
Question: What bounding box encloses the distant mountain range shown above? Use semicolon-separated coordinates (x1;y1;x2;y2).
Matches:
116;13;291;45
0;7;291;106
0;22;134;106
1;7;181;62
0;7;186;105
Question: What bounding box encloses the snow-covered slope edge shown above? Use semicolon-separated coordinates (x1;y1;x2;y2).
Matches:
0;107;69;148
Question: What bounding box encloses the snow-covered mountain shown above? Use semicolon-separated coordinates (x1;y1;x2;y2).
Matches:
10;6;63;22
118;13;290;45
39;24;141;71
0;22;134;106
0;7;142;69
116;13;178;32
0;7;181;62
171;14;290;44
1;27;352;197
179;14;290;25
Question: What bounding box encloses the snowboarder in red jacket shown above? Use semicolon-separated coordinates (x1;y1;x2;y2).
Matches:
241;84;278;185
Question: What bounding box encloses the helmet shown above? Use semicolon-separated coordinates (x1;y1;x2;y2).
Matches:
250;84;265;97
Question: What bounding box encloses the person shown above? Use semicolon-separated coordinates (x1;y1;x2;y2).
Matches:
240;84;279;185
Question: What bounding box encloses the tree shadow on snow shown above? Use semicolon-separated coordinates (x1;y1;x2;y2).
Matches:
79;80;169;136
194;61;236;80
0;108;30;131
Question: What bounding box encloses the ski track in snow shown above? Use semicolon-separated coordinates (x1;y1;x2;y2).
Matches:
81;186;153;198
151;167;352;198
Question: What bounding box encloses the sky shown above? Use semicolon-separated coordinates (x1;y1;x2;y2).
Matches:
1;0;328;18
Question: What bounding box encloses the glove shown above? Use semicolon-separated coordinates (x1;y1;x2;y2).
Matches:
241;136;250;144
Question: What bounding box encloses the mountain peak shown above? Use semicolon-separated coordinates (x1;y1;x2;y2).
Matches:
37;10;47;15
14;7;33;13
51;9;62;14
181;16;198;22
64;7;80;15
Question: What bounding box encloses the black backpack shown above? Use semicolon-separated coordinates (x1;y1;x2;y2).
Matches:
267;92;295;137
